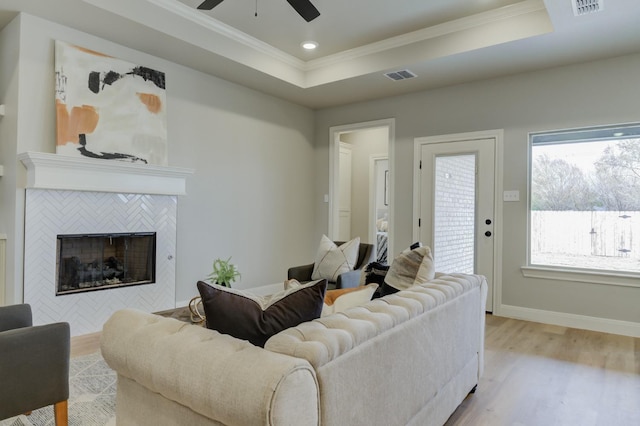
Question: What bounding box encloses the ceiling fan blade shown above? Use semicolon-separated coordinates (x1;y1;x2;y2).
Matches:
197;0;225;10
286;0;320;22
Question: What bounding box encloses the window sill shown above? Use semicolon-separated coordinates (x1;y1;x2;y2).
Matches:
521;265;640;288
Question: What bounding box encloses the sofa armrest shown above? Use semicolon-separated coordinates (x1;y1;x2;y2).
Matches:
335;269;362;289
288;263;314;282
0;323;70;419
0;304;33;332
102;309;319;426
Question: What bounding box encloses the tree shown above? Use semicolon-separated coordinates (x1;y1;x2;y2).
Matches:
594;139;640;210
531;154;593;210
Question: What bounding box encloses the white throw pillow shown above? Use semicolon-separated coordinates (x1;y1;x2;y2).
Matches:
311;235;360;282
286;279;378;317
321;283;379;317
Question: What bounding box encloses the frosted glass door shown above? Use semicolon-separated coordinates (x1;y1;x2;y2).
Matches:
433;154;476;273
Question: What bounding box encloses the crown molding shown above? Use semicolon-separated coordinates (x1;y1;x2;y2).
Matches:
82;0;550;88
149;0;548;73
304;0;548;71
149;0;549;76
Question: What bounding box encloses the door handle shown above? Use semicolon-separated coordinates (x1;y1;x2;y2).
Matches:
485;231;492;237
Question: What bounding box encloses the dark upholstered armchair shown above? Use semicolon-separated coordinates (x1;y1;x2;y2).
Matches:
0;304;70;426
288;241;375;290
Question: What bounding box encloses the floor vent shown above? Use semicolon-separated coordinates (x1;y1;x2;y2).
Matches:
572;0;603;16
384;69;417;81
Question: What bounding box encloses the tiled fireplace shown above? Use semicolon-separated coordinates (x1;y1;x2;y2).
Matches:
19;152;192;336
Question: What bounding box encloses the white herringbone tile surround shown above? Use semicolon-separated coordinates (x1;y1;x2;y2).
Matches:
24;189;177;336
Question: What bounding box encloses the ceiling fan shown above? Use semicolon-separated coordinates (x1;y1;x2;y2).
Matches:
197;0;321;22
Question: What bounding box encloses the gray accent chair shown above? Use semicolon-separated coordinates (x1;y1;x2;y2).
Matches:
288;241;375;289
0;304;70;426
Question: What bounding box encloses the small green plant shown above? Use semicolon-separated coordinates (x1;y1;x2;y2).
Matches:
207;257;240;287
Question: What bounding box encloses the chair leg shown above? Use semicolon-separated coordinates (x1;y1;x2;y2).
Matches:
54;400;68;426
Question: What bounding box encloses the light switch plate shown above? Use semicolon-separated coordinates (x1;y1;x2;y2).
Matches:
503;190;520;202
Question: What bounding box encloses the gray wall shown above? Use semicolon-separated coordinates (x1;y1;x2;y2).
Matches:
315;53;640;325
0;16;21;304
0;13;316;304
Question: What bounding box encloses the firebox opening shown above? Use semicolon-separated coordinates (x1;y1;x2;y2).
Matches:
56;232;156;296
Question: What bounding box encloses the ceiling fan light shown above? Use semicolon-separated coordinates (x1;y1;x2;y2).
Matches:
301;41;318;50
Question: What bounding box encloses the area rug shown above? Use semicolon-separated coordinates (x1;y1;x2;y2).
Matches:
0;352;116;426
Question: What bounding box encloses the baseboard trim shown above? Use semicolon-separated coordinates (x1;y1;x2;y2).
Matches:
497;304;640;338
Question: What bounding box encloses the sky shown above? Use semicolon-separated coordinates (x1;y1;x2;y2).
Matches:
533;140;619;174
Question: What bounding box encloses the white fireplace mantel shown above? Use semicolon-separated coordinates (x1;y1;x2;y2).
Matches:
18;152;194;195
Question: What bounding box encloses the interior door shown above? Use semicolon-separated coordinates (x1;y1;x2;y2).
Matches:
418;138;495;311
337;143;352;240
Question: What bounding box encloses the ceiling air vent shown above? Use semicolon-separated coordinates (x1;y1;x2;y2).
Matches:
384;69;417;81
572;0;603;16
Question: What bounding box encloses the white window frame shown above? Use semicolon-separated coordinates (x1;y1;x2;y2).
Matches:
521;122;640;288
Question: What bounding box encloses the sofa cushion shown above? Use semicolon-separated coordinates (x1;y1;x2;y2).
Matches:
196;279;327;347
384;245;435;291
311;235;360;282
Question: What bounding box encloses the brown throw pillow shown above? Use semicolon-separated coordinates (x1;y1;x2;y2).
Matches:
197;279;327;347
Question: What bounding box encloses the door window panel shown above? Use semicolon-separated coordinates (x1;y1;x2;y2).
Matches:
433;154;476;274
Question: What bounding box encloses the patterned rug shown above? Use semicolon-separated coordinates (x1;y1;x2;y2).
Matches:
0;352;116;426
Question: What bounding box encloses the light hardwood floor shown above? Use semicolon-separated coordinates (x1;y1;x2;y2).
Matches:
70;331;102;358
73;315;640;425
445;315;640;426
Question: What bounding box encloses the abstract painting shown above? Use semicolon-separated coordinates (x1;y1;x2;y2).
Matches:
55;40;167;165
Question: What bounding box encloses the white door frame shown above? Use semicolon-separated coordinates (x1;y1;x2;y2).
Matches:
329;118;395;256
413;129;504;314
369;154;388;246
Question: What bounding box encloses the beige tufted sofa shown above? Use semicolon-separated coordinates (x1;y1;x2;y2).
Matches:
101;273;487;426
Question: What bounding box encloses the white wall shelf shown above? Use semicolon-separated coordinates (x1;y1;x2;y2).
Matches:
18;152;194;196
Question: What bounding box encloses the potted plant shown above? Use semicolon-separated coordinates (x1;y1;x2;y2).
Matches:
207;257;241;287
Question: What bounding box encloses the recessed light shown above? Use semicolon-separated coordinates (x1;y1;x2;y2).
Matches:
613;132;624;137
301;41;318;50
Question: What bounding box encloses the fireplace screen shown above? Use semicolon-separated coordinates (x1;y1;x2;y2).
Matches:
56;232;156;295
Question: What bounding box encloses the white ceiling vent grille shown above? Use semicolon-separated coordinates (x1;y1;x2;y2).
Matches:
384;69;417;81
572;0;603;16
